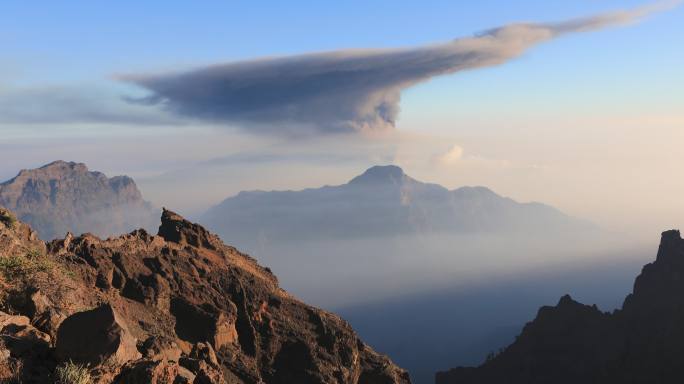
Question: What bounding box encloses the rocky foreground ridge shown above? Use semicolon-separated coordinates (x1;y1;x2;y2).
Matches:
437;229;684;384
0;207;409;383
0;161;159;241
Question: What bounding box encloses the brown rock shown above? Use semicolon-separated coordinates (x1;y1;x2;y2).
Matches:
141;336;183;362
176;365;197;383
190;342;219;367
0;311;52;382
170;299;238;352
158;208;218;250
0;311;51;356
1;207;410;383
56;304;141;365
0;207;46;258
28;290;67;339
0;311;30;330
179;357;226;384
193;366;227;384
0;343;19;383
116;359;179;384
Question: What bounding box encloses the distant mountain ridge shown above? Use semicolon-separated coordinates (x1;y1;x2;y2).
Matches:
201;165;591;247
0;160;158;240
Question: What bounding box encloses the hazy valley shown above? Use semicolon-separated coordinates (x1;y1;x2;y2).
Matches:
2;2;681;383
0;161;659;383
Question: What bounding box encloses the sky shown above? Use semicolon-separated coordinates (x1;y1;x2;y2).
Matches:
1;0;683;236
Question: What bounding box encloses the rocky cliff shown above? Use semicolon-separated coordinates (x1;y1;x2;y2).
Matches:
0;161;159;240
0;207;409;383
436;230;684;384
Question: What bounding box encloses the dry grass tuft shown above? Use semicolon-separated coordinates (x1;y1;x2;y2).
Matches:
55;361;91;384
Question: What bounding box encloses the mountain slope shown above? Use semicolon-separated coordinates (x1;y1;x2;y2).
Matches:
0;160;158;240
0;206;409;383
436;229;684;384
201;165;589;248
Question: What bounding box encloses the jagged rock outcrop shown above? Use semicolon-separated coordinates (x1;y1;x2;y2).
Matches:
0;160;159;240
436;230;684;384
0;206;409;383
0;311;52;381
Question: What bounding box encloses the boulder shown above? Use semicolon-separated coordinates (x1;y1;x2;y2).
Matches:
179;357;226;384
189;342;219;367
179;343;225;383
158;208;218;250
0;312;52;382
176;366;196;383
0;311;50;356
56;304;141;365
194;366;227;384
28;290;67;338
115;359;179;384
170;299;238;351
141;336;182;362
0;312;30;330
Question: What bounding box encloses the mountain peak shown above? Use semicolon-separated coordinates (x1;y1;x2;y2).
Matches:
39;160;86;170
0;161;157;240
657;229;682;262
158;208;217;250
11;160;89;181
348;165;407;185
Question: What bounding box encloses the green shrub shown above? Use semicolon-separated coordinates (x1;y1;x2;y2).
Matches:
0;250;53;280
0;211;16;228
55;361;91;384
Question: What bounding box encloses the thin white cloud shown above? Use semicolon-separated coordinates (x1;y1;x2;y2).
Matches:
439;145;465;166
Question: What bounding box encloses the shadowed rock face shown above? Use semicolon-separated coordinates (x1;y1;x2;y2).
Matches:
0;160;159;240
0;207;409;383
56;304;141;365
437;230;684;384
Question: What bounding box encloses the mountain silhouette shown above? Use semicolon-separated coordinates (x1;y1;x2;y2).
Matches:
437;230;684;384
201;165;591;248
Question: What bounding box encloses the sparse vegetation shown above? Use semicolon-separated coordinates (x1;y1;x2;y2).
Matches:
55;361;91;384
0;211;17;229
0;250;53;281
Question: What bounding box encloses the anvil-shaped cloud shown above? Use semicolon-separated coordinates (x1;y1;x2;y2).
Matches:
122;2;677;135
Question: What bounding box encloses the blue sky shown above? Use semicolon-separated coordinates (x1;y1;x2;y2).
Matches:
2;1;681;123
1;1;683;233
3;1;682;84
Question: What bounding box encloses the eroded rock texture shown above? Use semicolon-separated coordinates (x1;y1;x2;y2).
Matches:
0;206;409;383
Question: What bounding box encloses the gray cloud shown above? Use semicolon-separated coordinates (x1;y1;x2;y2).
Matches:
121;2;676;135
0;86;181;126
